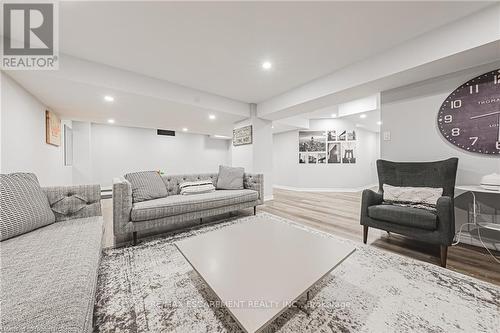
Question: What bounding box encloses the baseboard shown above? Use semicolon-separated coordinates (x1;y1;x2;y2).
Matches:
273;184;378;193
264;195;274;202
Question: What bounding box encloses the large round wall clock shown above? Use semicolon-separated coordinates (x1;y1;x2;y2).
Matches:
437;69;500;155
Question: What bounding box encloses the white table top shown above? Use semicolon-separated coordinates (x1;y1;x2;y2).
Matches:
175;217;355;333
455;185;500;194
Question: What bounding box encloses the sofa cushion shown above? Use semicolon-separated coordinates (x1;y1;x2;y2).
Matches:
0;216;103;333
0;173;55;241
179;180;216;195
216;165;244;190
125;171;168;203
368;204;437;231
131;189;258;222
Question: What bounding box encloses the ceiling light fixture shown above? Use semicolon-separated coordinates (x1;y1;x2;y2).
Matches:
377;121;382;125
262;61;272;70
104;95;114;102
107;119;115;124
182;128;188;132
209;114;216;120
359;114;367;119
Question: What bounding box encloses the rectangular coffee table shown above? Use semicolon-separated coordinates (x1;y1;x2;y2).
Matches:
175;217;355;333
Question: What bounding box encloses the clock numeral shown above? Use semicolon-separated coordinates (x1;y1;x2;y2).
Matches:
451;128;460;137
444;115;453;123
496;142;500;150
470;137;478;146
451;100;462;109
469;84;479;94
494;72;500;84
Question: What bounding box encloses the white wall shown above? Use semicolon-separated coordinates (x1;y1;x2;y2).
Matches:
273;118;380;190
89;123;231;187
0;73;72;186
380;62;500;184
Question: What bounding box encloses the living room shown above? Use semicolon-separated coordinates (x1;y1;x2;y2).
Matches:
1;1;499;332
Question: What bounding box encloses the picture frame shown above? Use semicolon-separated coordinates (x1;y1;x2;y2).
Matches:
45;110;61;146
233;125;253;146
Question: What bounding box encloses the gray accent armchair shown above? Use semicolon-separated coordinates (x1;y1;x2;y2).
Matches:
360;158;458;267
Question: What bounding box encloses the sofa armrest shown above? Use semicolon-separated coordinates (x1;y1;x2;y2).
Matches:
113;177;133;235
436;196;455;245
244;173;264;204
360;189;383;223
42;184;101;222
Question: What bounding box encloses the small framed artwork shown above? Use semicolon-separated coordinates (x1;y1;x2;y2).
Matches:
46;110;61;146
341;142;357;164
233;125;253;146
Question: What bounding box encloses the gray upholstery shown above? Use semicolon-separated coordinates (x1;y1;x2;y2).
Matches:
0;173;55;240
368;204;437;231
125;171;168;202
0;183;104;333
131;189;258;222
216;165;244;189
361;158;458;246
43;184;102;221
114;172;264;237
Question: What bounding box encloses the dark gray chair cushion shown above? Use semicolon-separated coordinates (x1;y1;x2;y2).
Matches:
216;165;244;190
125;171;168;203
0;173;55;241
368;204;437;231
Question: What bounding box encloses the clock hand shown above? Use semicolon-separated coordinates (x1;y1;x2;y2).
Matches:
470;111;500;120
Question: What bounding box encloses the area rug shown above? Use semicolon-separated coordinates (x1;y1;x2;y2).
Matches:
94;213;499;333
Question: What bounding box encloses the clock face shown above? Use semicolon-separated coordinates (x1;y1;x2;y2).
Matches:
437;69;500;155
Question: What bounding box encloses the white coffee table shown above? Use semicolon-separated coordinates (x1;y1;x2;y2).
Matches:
175;217;355;333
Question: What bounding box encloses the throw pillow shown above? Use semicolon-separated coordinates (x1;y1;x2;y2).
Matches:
216;165;244;190
179;180;216;195
383;184;443;211
125;171;168;203
0;173;56;241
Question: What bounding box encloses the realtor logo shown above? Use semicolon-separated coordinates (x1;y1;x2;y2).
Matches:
1;1;59;70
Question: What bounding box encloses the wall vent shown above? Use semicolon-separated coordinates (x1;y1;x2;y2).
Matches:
157;129;175;136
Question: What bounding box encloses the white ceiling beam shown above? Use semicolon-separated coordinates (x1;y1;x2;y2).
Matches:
36;54;250;117
257;4;500;120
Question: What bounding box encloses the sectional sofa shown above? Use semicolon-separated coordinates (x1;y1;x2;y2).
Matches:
113;172;264;243
1;177;103;333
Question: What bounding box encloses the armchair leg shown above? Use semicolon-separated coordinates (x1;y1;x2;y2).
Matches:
132;232;137;246
363;226;368;244
440;245;448;268
254;206;257;215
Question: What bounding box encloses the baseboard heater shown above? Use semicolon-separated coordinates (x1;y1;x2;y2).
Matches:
157;129;175;136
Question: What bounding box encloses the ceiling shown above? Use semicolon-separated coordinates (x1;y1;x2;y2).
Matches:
58;1;492;103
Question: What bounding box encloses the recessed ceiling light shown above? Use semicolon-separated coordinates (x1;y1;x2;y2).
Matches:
209;114;216;120
262;61;272;70
107;119;115;124
359;114;367;119
104;95;114;102
182;127;188;132
331;113;337;118
377;121;382;125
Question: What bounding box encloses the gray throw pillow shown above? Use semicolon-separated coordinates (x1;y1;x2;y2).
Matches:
125;171;168;203
0;173;56;241
217;165;244;190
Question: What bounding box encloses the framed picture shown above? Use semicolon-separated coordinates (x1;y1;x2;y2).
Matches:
327;142;341;164
299;153;307;164
341;142;357;164
233;125;252;146
299;131;326;152
45;110;61;146
327;130;337;141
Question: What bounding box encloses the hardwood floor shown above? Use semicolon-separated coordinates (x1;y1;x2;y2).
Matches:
101;188;500;285
260;189;500;286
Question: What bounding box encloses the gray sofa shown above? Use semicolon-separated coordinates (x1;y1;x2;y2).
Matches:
113;173;264;243
1;184;103;333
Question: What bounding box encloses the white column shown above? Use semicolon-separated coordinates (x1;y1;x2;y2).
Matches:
232;104;273;200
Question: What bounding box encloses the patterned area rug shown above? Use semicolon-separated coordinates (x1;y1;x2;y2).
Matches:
94;213;500;332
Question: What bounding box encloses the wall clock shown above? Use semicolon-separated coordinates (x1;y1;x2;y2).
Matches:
437;69;500;155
